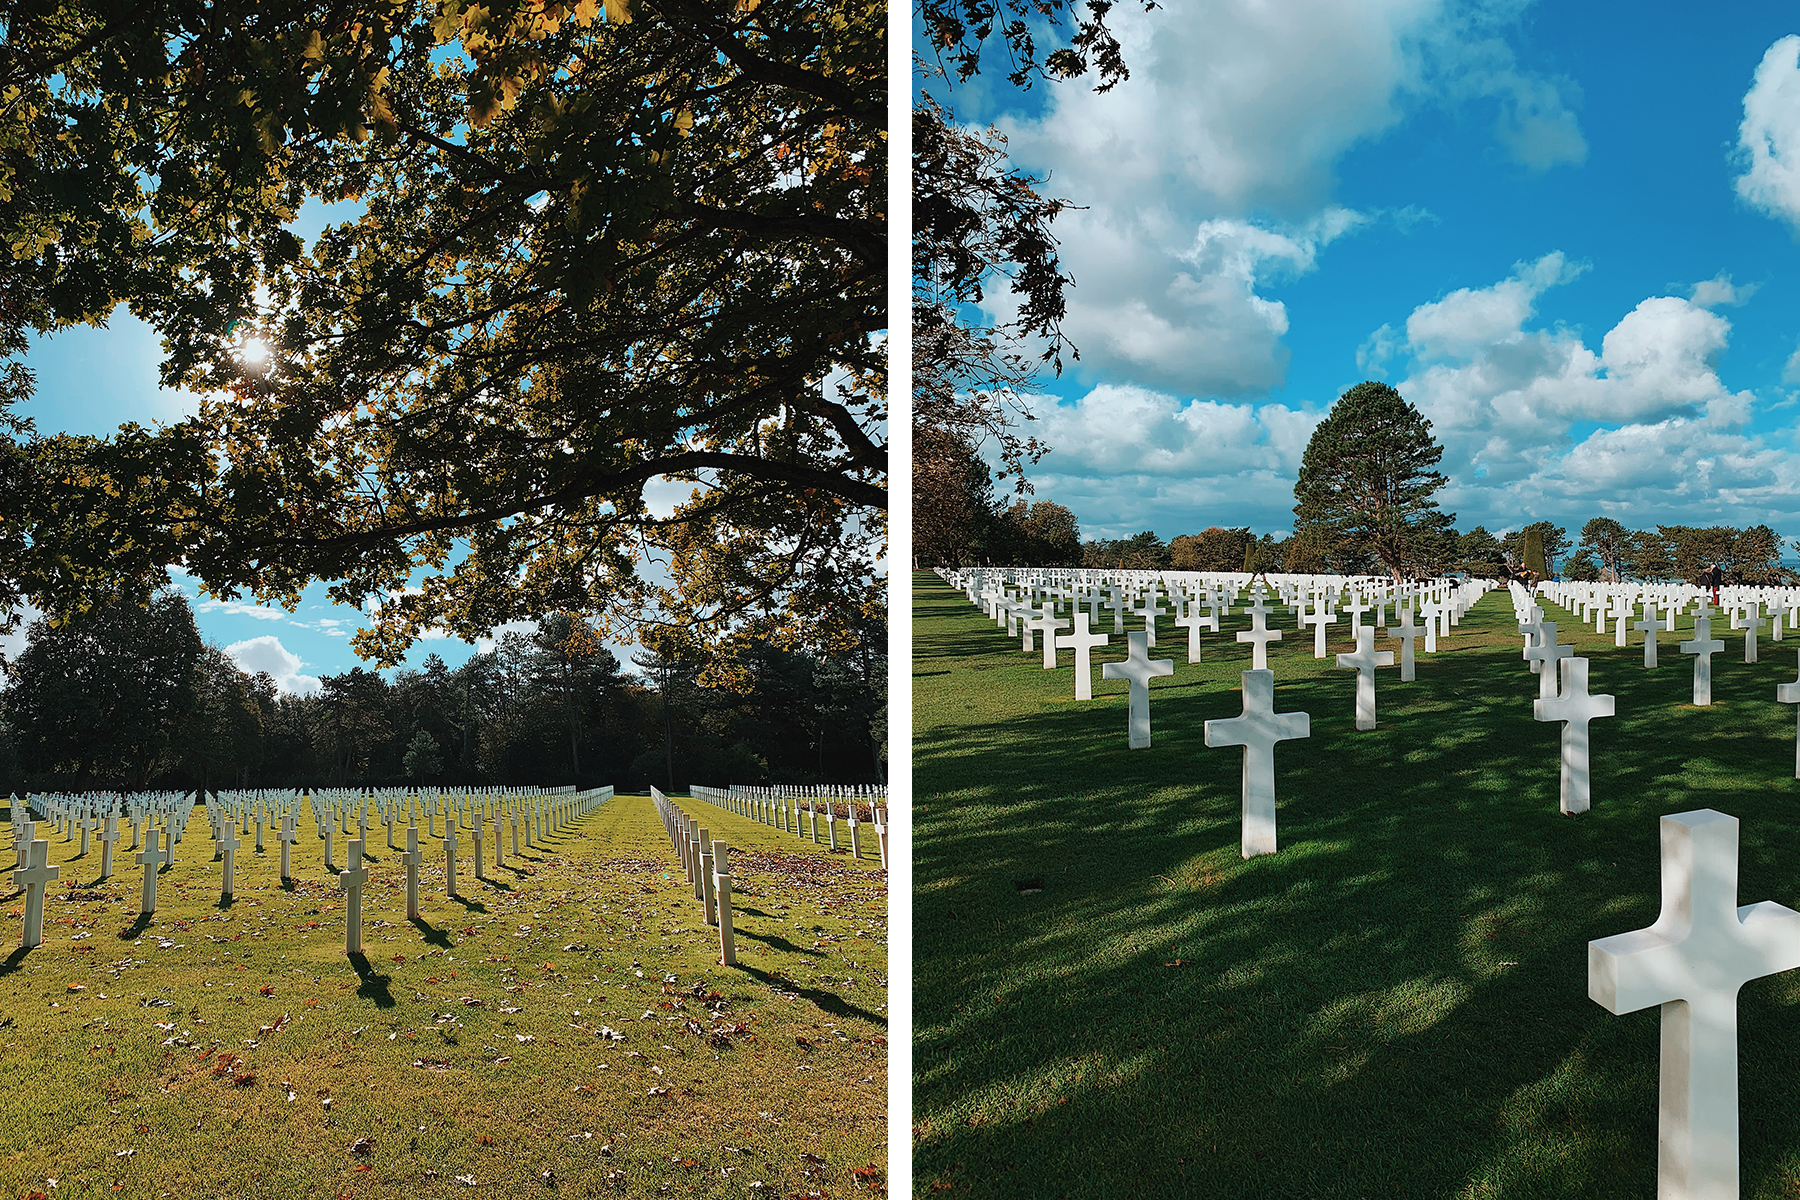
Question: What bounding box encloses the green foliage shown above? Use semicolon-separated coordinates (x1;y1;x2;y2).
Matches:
1564;548;1601;581
1170;527;1251;573
1292;382;1453;579
3;590;203;788
1658;524;1792;586
1521;527;1545;578
996;500;1083;566
1;0;887;672
1455;526;1507;579
401;728;443;781
1579;518;1630;580
1500;522;1569;576
1081;530;1170;571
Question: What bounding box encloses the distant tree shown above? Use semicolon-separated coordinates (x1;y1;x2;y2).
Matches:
402;730;443;782
1579;518;1631;581
1171;527;1250;573
1282;526;1330;574
1455;526;1507;578
1564;549;1601;582
1625;529;1676;582
1292;382;1453;581
179;645;264;793
1657;524;1791;584
914;424;999;567
1081;530;1169;571
4;590;203;789
996;500;1082;566
1501;522;1570;576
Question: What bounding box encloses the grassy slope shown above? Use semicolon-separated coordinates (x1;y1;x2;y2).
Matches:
1;793;886;1199
914;571;1800;1200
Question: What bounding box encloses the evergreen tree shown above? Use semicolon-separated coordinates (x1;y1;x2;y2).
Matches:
1292;382;1453;580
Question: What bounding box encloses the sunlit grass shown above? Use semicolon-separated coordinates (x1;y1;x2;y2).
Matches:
1;794;887;1198
913;572;1800;1199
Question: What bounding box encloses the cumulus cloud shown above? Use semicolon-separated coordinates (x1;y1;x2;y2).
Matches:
1367;260;1792;528
1736;35;1800;232
224;635;321;696
982;0;1587;393
1689;272;1757;308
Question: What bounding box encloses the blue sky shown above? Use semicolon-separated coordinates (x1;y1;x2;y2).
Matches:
928;3;1800;551
7;196;532;693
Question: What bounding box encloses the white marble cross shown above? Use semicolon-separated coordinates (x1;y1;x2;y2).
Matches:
443;816;460;897
1056;612;1109;701
98;812;120;880
1589;809;1800;1200
1384;612;1423;682
1741;604;1764;664
401;823;423;919
1235;604;1283;671
216;820;241;900
13;838;58;949
1526;621;1574;701
1770;598;1790;643
136;827;168;914
276;814;297;881
1532;657;1614;815
1101;631;1174;749
1635;611;1668;669
1335;626;1395;731
1028;605;1068;668
1303;607;1337;659
1680;617;1726;706
1204;669;1311;858
472;816;485;881
1136;591;1168;648
1174;605;1209;665
339;839;369;955
1778;651;1800;780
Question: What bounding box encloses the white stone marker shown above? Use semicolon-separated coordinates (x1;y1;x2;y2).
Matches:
339;839;369;955
1174;606;1209;665
276;814;296;882
1031;605;1069;668
1203;669;1311;859
1526;621;1574;701
1335;626;1394;731
1101;631;1174;749
1680;617;1726;707
1056;611;1109;701
1383;613;1423;682
1589;809;1800;1200
1778;651;1800;780
1636;611;1668;669
98;813;120;880
443;816;460;897
1236;605;1282;671
136;827;168;914
1742;605;1764;664
1532;657;1614;816
401;823;423;920
215;820;241;901
13;838;58;949
471;816;485;881
713;841;737;967
1303;608;1336;659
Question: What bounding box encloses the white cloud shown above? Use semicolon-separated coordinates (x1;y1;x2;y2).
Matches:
223;635;321;696
1371;260;1793;528
1404;251;1586;361
1689;272;1757;308
981;0;1587;394
196;598;292;622
1785;346;1800;386
1735;35;1800;232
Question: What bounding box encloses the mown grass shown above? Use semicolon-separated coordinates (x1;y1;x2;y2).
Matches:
912;571;1800;1200
1;793;887;1199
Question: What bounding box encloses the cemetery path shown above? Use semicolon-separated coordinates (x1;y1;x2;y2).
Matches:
0;793;887;1198
912;572;1800;1200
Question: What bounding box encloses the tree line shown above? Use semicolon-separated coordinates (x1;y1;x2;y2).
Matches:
0;593;885;796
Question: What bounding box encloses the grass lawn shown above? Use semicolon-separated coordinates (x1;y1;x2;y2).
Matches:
2;792;887;1199
913;570;1800;1199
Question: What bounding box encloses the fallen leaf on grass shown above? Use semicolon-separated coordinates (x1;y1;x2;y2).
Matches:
349;1138;375;1156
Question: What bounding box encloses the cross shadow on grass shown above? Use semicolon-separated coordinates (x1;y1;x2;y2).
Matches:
448;895;489;913
410;917;453;949
734;928;828;958
116;912;153;940
912;573;1800;1200
347;953;396;1008
735;962;886;1027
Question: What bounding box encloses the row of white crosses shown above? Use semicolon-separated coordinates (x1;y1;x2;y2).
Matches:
689;784;889;868
10;788;614;951
946;566;1496;749
650;787;737;967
